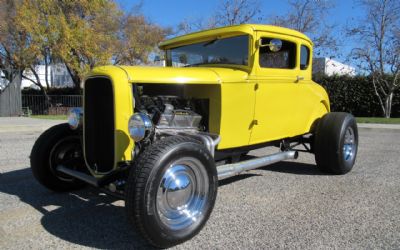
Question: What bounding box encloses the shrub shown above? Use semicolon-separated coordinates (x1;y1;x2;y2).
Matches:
314;75;400;118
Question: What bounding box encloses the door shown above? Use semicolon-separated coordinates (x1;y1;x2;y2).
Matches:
249;33;306;145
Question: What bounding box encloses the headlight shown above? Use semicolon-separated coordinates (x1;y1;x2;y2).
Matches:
128;113;153;141
68;107;83;130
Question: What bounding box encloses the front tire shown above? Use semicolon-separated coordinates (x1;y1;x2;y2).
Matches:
125;136;218;248
30;123;86;192
314;112;358;174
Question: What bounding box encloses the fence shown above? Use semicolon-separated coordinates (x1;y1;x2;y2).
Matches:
22;95;82;115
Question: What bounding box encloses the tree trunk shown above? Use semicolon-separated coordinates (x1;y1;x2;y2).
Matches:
44;55;50;89
65;64;81;90
384;92;393;118
26;67;51;110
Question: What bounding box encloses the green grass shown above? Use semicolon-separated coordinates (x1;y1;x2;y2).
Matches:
356;117;400;124
31;115;68;120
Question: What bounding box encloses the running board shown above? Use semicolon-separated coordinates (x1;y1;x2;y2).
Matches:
217;151;298;180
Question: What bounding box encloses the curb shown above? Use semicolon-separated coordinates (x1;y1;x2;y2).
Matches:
0;126;56;133
0;119;65;133
357;123;400;131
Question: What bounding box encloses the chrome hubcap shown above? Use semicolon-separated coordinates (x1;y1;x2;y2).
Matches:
343;127;355;161
156;157;209;231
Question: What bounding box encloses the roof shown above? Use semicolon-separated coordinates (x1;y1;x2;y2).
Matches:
159;24;313;49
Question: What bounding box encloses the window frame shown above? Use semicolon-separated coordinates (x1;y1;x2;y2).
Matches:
300;44;311;70
165;34;251;68
258;37;298;70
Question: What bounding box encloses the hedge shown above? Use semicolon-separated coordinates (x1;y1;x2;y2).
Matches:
314;75;400;118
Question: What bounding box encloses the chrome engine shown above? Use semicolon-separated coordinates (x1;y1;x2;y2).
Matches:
129;91;218;159
139;95;203;130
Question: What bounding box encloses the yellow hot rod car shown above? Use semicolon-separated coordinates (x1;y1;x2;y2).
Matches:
31;24;358;248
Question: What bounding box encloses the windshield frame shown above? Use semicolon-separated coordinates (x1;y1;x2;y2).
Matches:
165;34;252;69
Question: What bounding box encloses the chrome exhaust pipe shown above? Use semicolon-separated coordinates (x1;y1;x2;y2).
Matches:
217;151;298;180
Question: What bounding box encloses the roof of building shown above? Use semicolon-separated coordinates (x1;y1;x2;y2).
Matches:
159;24;312;49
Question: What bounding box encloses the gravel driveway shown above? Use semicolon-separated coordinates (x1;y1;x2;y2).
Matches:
0;123;399;249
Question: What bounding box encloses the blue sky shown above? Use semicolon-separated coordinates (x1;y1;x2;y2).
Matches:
116;0;364;28
116;0;366;62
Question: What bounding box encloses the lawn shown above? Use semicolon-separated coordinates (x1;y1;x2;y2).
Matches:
31;115;68;120
356;117;400;124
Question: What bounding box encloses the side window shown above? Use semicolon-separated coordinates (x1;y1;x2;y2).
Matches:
259;38;296;69
300;45;310;70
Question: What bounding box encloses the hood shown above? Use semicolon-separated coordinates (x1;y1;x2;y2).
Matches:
116;66;249;84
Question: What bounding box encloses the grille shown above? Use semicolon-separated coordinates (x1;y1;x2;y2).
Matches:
84;77;115;173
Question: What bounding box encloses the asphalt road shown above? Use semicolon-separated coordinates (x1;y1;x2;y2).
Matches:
0;126;399;249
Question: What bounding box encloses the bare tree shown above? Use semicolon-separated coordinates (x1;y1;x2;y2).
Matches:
271;0;337;57
214;0;262;26
348;0;400;118
177;17;218;35
177;0;261;34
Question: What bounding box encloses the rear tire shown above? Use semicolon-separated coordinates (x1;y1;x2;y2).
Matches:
314;112;358;174
31;123;86;192
125;136;218;248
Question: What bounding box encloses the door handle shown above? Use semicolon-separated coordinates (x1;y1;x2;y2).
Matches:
296;76;304;83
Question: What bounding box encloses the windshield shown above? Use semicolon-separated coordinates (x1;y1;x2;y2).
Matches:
166;35;249;67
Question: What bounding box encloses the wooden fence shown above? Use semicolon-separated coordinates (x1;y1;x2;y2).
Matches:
0;72;22;117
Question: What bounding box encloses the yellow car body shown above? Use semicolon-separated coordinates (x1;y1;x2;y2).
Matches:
31;24;358;249
85;24;330;172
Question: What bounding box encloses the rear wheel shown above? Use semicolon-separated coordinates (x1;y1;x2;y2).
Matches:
125;136;218;248
314;112;358;174
31;123;86;192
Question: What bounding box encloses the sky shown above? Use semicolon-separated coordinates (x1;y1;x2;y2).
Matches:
116;0;367;63
116;0;365;28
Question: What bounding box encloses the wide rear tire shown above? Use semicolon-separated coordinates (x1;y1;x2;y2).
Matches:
125;136;218;248
314;112;358;174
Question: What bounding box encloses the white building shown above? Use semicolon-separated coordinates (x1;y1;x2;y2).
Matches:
22;63;74;89
313;58;356;76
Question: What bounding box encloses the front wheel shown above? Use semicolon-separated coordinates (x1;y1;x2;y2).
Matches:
314;112;358;174
125;136;218;248
30;123;86;192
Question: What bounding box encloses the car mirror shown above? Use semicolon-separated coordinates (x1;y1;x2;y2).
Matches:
259;38;282;52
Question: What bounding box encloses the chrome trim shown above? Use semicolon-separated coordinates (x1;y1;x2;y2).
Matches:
343;126;355;161
128;113;154;141
68;107;83;130
217;150;298;180
156;129;221;157
178;131;220;158
156;157;209;231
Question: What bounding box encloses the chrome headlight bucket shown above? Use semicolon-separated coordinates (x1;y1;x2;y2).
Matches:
128;113;154;141
68;107;83;130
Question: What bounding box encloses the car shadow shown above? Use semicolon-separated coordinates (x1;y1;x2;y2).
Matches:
259;161;326;175
240;154;324;175
0;167;156;249
218;173;262;187
217;160;325;185
0;161;324;248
